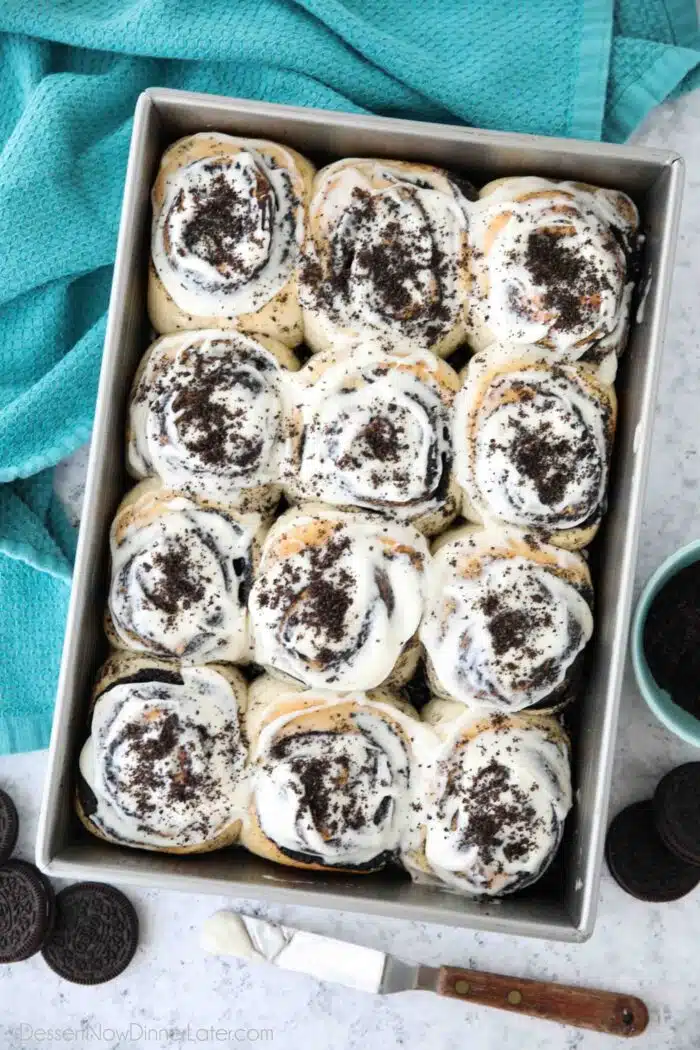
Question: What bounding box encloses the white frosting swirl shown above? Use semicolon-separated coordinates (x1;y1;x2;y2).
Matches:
152;134;304;318
128;331;289;506
109;491;261;663
250;696;418;869
79;665;248;849
466;177;638;374
420;526;593;712
454;346;612;534
249;508;429;690
300;159;470;351
407;710;571;895
284;344;457;524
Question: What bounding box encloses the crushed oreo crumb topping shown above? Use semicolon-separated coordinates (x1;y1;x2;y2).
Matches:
524;229;615;335
443;757;540;867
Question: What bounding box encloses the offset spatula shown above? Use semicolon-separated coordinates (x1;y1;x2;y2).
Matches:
203;913;649;1038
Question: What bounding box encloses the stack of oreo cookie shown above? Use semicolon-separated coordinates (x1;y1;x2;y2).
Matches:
605;762;700;902
0;787;138;983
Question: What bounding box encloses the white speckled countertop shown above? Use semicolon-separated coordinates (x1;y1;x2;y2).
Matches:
3;94;700;1050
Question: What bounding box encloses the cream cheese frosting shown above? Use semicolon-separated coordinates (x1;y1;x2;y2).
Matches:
79;665;248;850
109;491;261;664
465;177;638;377
403;705;572;895
151;134;304;319
300;158;471;352
249;506;429;690
128;330;289;506
454;344;612;535
249;695;425;868
420;525;593;712
283;343;458;525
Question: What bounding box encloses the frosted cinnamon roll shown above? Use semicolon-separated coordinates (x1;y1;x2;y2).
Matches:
127;329;298;515
465;177;640;380
420;525;593;712
454;343;617;549
106;479;265;664
283;342;461;535
149;134;315;345
76;652;249;854
241;675;429;872
299;158;473;357
402;701;571;896
249;505;429;690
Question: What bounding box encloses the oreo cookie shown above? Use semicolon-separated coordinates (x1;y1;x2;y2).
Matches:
0;789;19;862
0;860;55;962
653;763;700;867
605;800;700;902
42;882;138;984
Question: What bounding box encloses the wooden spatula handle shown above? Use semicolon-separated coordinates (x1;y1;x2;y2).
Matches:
436;966;648;1037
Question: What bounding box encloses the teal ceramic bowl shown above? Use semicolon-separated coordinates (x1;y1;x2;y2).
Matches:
631;539;700;747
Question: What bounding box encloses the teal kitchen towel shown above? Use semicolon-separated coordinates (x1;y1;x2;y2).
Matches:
1;0;699;754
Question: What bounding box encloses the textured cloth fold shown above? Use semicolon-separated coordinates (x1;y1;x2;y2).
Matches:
1;0;699;754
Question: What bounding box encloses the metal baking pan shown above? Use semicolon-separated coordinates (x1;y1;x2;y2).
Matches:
36;87;683;941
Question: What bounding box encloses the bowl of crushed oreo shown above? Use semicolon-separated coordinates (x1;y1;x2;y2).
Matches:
632;539;700;747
